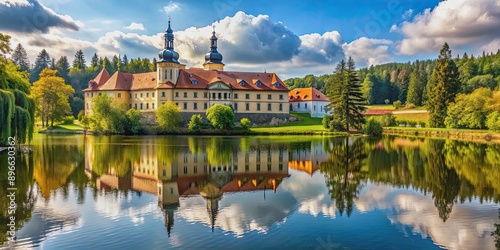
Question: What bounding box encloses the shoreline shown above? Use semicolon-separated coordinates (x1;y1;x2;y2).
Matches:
383;127;500;143
37;129;349;136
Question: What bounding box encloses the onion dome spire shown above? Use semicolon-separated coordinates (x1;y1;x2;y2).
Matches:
159;17;179;63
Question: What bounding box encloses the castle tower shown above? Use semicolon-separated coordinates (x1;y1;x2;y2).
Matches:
157;19;185;85
203;26;224;71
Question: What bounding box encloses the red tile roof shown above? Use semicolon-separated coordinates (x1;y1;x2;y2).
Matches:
84;68;289;92
288;87;329;102
84;68;111;91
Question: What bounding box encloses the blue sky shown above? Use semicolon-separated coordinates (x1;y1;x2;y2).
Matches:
1;0;499;78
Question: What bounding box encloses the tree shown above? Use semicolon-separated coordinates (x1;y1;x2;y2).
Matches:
125;108;142;134
156;101;181;132
90;53;99;70
427;43;460;127
463;75;496;93
0;34;34;145
55;56;70;83
407;65;426;106
326;57;366;131
486;111;500;131
11;43;30;72
188;114;203;132
206;104;234;130
444;88;492;129
361;73;377;105
30;49;51;83
89;94;126;134
72;50;86;70
396;69;410;103
31;69;74;127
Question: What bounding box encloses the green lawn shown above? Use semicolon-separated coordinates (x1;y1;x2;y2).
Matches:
251;112;326;132
39;121;84;132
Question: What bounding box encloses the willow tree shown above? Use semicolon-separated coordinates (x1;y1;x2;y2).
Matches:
0;33;35;145
31;69;74;127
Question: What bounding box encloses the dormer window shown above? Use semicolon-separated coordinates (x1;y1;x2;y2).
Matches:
303;94;307;98
295;91;299;94
255;80;262;87
191;80;198;85
189;73;193;78
273;82;280;88
239;80;246;86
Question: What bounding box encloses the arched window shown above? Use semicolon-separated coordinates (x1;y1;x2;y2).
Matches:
170;69;173;80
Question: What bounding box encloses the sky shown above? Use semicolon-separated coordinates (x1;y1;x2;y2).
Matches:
1;0;499;79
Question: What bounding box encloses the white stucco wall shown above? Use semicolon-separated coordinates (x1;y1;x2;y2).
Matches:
290;100;332;117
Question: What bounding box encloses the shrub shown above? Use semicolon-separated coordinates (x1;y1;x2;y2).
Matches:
329;119;345;132
393;100;403;109
380;113;396;127
206;104;234;130
322;114;332;129
487;111;500;131
156;101;181;132
405;103;416;109
384;99;390;105
363;117;383;136
61;116;74;125
240;118;251;130
418;121;426;128
188;114;203;132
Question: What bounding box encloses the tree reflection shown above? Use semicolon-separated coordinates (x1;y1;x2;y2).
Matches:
320;137;367;217
0;153;35;245
426;139;460;222
206;137;233;166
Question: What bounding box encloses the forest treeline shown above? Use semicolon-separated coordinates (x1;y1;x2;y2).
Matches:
285;50;500;106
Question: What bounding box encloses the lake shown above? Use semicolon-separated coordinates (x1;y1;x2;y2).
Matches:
1;135;499;249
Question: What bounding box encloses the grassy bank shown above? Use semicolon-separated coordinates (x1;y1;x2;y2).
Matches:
384;127;500;143
250;112;326;133
38;121;84;134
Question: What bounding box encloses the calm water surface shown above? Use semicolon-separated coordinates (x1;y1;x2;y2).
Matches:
1;135;499;250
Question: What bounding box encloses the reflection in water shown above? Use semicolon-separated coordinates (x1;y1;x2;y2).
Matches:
1;135;499;249
320;137;367;217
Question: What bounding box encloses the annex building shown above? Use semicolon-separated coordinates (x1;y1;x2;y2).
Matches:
83;21;290;122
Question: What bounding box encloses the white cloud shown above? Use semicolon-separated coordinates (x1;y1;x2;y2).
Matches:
398;0;500;55
343;37;393;67
163;1;180;14
389;24;398;33
356;183;499;250
402;9;413;20
124;22;145;31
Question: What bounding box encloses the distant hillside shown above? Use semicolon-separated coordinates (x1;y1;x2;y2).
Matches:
284;50;500;105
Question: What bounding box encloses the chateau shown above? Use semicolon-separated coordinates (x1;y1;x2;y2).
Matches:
83;21;290;121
